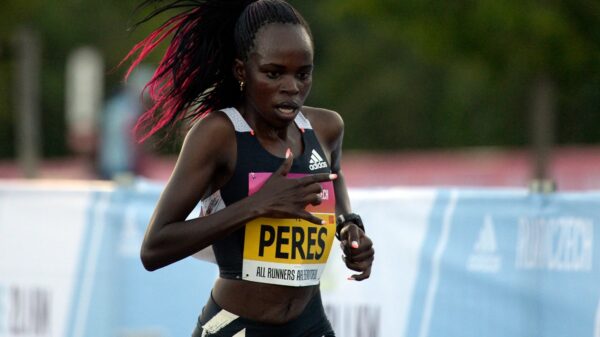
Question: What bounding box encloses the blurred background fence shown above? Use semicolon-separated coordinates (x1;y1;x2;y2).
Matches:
0;0;599;187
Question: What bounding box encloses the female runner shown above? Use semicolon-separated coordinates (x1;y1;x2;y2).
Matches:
123;0;374;336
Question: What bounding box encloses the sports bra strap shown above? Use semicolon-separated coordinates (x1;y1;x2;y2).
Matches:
221;107;313;133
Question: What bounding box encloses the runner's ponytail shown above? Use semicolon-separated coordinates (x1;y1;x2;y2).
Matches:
122;0;310;143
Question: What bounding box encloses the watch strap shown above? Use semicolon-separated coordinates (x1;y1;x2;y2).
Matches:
335;213;365;239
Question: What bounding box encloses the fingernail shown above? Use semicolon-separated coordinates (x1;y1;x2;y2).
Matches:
285;148;292;159
351;241;359;249
321;220;327;225
347;276;355;281
329;173;338;180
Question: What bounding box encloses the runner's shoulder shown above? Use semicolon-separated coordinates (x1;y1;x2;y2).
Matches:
187;110;235;143
183;110;236;164
301;106;344;141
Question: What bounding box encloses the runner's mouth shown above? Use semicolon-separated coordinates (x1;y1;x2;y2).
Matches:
275;102;300;114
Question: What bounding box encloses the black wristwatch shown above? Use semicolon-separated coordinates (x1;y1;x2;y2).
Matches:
335;213;365;239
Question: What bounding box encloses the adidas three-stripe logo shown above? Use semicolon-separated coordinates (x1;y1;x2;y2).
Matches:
309;149;328;170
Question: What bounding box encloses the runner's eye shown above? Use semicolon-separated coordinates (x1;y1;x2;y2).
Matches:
297;72;311;81
266;71;281;79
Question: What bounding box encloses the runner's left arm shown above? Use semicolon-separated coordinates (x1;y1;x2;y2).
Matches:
325;111;374;282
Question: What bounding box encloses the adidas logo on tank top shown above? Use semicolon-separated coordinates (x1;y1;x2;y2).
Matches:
309;149;328;171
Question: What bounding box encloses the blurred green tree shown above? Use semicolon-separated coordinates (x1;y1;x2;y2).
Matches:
0;0;598;158
301;0;600;149
0;0;164;158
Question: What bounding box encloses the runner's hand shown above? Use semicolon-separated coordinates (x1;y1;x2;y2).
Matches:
339;224;374;281
251;149;336;225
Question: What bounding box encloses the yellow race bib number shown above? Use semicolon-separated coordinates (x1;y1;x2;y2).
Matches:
242;173;336;286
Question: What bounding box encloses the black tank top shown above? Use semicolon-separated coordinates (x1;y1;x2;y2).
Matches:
199;107;337;286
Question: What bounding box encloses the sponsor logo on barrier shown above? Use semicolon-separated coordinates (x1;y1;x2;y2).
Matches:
325;304;381;337
467;215;502;273
516;217;594;271
0;284;51;336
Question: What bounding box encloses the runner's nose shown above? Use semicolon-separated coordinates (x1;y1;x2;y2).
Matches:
281;75;300;95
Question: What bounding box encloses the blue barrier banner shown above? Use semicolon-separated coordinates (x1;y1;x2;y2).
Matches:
0;180;217;337
405;190;600;337
0;180;598;337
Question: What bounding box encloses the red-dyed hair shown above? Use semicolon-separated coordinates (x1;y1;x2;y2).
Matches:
122;0;310;142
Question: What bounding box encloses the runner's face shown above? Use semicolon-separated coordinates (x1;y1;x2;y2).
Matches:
238;23;313;126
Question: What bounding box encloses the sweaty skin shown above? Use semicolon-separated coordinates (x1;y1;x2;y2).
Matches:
140;23;374;324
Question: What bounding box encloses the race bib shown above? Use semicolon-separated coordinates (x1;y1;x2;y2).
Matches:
242;172;336;286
